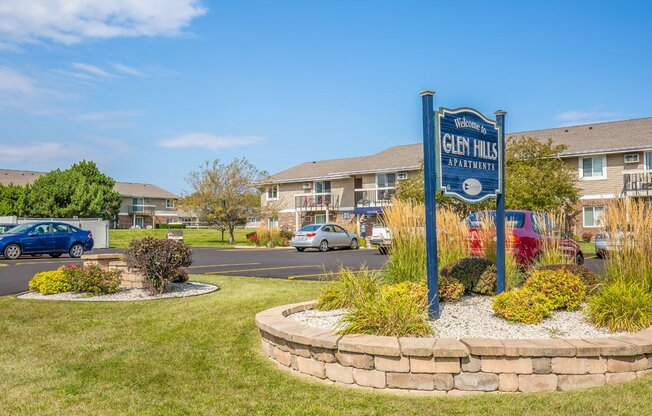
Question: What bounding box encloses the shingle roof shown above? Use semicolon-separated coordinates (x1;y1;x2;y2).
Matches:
507;117;652;156
0;169;178;199
268;117;652;181
266;144;422;183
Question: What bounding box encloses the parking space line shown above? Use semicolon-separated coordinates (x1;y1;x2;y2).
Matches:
204;265;320;275
14;260;80;266
187;262;260;269
287;269;383;280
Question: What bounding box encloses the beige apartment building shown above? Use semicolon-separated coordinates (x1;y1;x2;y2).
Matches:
261;117;652;236
0;169;192;229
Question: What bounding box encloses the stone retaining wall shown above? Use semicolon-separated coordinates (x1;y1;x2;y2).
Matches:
255;301;652;394
81;254;146;289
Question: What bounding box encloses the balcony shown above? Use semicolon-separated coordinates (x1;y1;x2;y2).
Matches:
129;204;157;215
294;193;340;212
623;172;652;197
354;187;395;213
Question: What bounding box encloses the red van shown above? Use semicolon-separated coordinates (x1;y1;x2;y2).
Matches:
467;210;584;266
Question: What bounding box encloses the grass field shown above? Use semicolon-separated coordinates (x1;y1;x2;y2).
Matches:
1;275;651;415
109;228;250;248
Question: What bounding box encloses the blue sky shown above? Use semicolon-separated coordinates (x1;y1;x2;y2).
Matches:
1;0;651;194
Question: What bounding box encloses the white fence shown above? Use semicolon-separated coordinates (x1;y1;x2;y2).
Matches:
0;216;110;249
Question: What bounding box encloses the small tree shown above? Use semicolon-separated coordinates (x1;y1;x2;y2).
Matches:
125;237;193;295
181;158;266;244
0;183;28;216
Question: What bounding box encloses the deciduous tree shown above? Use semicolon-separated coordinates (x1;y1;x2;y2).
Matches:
181;158;266;244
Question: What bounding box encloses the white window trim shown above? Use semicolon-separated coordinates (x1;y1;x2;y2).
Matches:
375;172;397;188
583;206;605;228
166;199;175;209
267;217;279;228
266;185;279;201
578;155;607;180
645;151;652;171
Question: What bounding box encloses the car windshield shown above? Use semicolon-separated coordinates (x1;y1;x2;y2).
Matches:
467;212;526;229
299;225;321;232
5;224;33;234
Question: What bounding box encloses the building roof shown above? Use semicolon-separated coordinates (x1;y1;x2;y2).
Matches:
0;169;179;199
267;117;652;182
507;117;652;156
266;143;423;183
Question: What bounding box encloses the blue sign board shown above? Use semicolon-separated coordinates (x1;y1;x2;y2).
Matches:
436;107;502;203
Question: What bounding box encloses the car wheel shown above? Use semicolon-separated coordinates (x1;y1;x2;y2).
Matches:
296;247;305;252
378;246;388;255
349;238;359;250
4;244;21;260
596;250;605;259
318;240;329;252
575;252;584;265
49;253;62;258
69;243;85;258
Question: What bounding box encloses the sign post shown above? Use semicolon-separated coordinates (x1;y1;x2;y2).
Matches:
421;90;507;319
494;111;507;294
420;91;439;319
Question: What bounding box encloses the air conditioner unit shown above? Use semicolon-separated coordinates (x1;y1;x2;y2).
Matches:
397;172;408;180
302;182;312;190
624;153;640;164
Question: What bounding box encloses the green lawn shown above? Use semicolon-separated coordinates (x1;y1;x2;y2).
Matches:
109;228;250;248
1;276;651;415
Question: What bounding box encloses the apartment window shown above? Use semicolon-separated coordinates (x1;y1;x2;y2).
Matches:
376;173;396;188
579;156;607;179
166;199;175;209
314;181;331;194
268;217;279;228
266;185;279;200
646;152;652;171
583;206;604;228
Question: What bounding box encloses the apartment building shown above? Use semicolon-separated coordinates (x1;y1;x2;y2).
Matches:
261;117;652;235
0;169;191;229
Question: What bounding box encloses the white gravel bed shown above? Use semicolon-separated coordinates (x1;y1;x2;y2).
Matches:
17;282;219;302
288;296;630;339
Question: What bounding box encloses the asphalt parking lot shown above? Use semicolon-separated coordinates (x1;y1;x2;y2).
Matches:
0;246;603;296
0;247;389;296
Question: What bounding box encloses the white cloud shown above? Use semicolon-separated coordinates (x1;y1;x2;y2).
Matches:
113;63;144;77
554;109;624;126
0;142;80;165
72;62;116;78
159;133;266;150
74;110;142;128
0;0;207;45
0;66;38;95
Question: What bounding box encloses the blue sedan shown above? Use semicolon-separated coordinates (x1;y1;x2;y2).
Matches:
0;222;94;260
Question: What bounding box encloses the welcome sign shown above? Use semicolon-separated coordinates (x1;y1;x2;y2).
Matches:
436;107;502;203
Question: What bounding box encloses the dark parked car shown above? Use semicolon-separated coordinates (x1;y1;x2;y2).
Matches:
0;223;17;234
0;222;94;260
467;210;584;266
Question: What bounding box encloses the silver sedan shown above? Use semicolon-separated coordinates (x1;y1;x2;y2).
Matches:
291;224;360;252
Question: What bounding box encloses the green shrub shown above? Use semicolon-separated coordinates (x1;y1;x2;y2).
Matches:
315;266;381;310
340;283;433;337
532;264;601;292
64;265;121;296
492;288;553;324
171;269;189;283
439;277;464;302
474;265;496;295
28;268;71;295
587;280;652;332
524;269;586;310
440;257;493;293
125;237;193;295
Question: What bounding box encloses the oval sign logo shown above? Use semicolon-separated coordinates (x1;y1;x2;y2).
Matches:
462;178;482;196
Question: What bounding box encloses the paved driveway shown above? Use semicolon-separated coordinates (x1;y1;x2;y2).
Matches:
0;246;604;296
